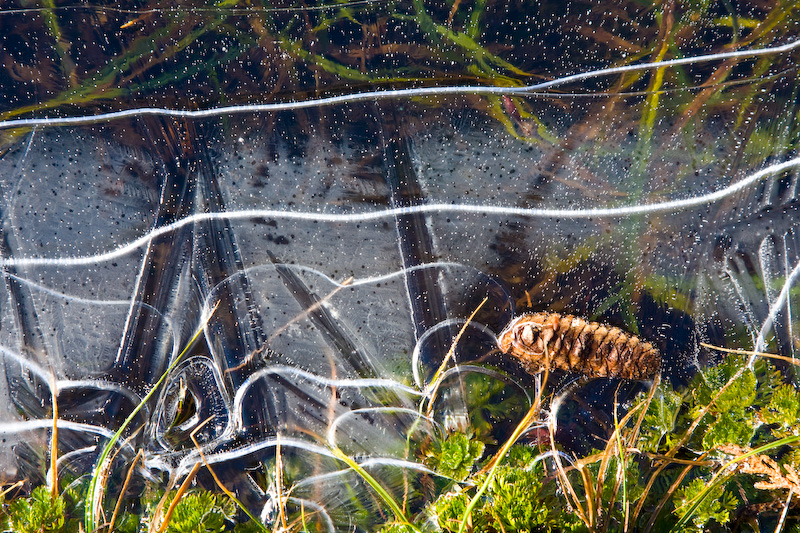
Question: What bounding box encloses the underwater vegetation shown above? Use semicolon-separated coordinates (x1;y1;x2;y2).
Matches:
4;349;800;532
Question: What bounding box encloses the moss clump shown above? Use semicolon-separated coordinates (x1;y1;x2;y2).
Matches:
1;486;77;533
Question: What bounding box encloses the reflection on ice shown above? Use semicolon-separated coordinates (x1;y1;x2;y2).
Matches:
721;227;800;359
411;318;504;389
152;356;231;451
0;419;116;441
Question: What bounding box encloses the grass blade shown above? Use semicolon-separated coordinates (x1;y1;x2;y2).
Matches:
85;304;216;533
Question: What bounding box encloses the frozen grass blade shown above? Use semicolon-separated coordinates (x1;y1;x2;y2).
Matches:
609;395;650;532
701;342;800;367
546;377;590;528
85;303;217;533
229;277;353;372
614;382;658;532
108;449;143;533
640;344;800;531
189;417;270;532
639;1;673;159
641;455;706;533
156;462;202;533
48;373;58;501
458;365;549;533
563;393;647;531
637;361;749;530
670;434;800;533
0;481;24;500
275;433;289;533
424;295;488;416
775;488;793;533
329;445;421;532
613;403;628;531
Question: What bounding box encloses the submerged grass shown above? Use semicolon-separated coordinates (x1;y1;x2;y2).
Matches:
4;330;800;532
0;303;272;533
84;314;211;533
368;344;800;533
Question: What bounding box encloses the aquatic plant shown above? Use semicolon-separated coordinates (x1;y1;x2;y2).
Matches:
372;350;800;532
2;346;800;532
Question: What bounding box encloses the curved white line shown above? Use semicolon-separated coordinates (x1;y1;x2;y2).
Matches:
0;419;115;439
753;258;800;358
411;317;499;388
326;406;433;446
0;346;154;414
203;261;472;310
293;457;436;490
434;364;533;406
0;39;797;130
3;156;797;269
175;436;336;476
58;379;144;407
276;261;473;288
531;449;576;467
283;498;335;533
359;457;435;474
0;345;51;382
233;365;422;430
3;272;133;306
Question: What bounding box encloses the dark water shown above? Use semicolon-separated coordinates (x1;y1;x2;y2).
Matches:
0;1;798;530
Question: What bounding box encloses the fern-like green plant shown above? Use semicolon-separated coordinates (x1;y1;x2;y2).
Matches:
430;432;485;482
672;477;738;532
164;490;236;533
3;486;75;533
482;448;577;533
377;523;421;533
762;384;800;430
425;442;581;533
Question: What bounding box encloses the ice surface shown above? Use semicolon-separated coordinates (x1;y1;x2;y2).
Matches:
0;1;799;529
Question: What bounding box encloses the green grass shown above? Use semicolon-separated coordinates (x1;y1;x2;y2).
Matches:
5;345;800;532
370;350;800;533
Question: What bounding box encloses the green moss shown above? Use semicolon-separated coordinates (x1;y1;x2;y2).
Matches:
164;491;236;533
2;486;76;533
673;478;738;532
431;432;485;482
762;384;800;429
423;443;582;533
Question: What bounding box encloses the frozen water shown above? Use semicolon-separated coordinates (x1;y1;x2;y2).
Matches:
0;1;799;529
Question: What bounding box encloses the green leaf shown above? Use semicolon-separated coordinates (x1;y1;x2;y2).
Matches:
640;384;684;451
433;488;477;533
165;491;236;533
486;460;550;533
377;522;420;533
6;486;73;533
688;357;759;449
702;409;756;449
431;445;580;533
762;384;800;428
86;322;209;533
434;433;485;481
713;368;757;416
673;478;737;531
